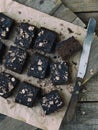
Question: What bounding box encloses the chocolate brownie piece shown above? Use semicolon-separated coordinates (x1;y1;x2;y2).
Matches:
28;53;49;79
15;23;37;49
0;13;14;39
0;72;18;98
50;62;69;85
56;36;82;59
0;42;5;63
40;90;64;115
34;27;57;53
5;46;27;74
15;82;41;107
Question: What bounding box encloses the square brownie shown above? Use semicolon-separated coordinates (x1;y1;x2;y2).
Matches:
5;46;27;74
0;42;5;63
56;36;82;59
15;82;41;107
0;13;14;39
0;72;18;98
34;27;57;53
40;90;64;115
50;62;69;85
28;53;49;79
15;23;37;49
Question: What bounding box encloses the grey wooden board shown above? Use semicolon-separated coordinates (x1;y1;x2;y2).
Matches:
13;0;62;14
0;114;6;121
1;102;98;130
0;115;36;130
0;1;96;130
76;12;98;29
62;0;98;12
53;4;85;27
14;0;85;27
81;73;98;102
60;103;98;130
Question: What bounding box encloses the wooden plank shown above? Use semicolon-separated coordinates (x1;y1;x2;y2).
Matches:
0;1;97;130
2;102;98;130
53;4;85;27
72;17;86;28
80;73;98;102
60;103;98;130
14;0;62;14
62;0;98;12
53;4;77;22
0;116;36;130
0;1;88;130
76;103;98;126
14;0;85;28
0;114;6;121
76;12;98;29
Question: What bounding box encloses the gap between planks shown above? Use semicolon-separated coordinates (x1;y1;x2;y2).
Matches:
62;0;98;12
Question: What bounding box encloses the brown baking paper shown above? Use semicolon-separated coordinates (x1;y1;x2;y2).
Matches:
0;0;86;130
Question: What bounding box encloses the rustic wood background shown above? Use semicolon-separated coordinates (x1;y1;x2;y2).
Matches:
0;0;98;130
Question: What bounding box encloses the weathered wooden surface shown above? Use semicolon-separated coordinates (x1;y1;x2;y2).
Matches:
60;103;98;130
62;0;98;12
14;0;62;14
80;73;98;102
0;0;87;130
76;12;98;31
14;0;85;27
0;0;98;130
53;4;85;27
1;103;98;130
0;115;36;130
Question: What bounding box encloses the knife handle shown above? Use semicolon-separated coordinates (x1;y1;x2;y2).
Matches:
65;78;83;122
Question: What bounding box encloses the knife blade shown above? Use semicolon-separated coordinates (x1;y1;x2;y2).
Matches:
61;18;96;123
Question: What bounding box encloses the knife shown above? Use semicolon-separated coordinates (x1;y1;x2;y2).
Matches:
62;18;96;123
36;18;96;130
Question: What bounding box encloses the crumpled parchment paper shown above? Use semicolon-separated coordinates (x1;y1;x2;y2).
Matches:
0;0;86;130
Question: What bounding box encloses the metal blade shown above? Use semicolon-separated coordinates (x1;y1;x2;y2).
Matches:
77;18;96;79
59;18;96;127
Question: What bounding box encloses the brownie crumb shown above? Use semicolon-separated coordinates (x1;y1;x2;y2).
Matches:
68;28;73;33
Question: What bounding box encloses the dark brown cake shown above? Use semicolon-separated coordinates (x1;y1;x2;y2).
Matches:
40;90;64;115
56;36;82;59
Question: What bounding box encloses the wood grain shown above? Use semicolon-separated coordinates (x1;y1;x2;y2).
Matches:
0;116;36;130
0;1;86;129
76;12;98;29
53;4;85;27
80;73;98;102
62;0;98;12
60;102;98;129
0;1;98;130
14;0;85;27
13;0;62;14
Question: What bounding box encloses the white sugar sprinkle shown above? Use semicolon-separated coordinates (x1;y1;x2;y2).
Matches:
11;77;15;82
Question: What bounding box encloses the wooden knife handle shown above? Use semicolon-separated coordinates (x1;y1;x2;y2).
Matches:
65;78;83;122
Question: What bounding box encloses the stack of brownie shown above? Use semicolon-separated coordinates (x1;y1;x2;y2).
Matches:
0;13;82;115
